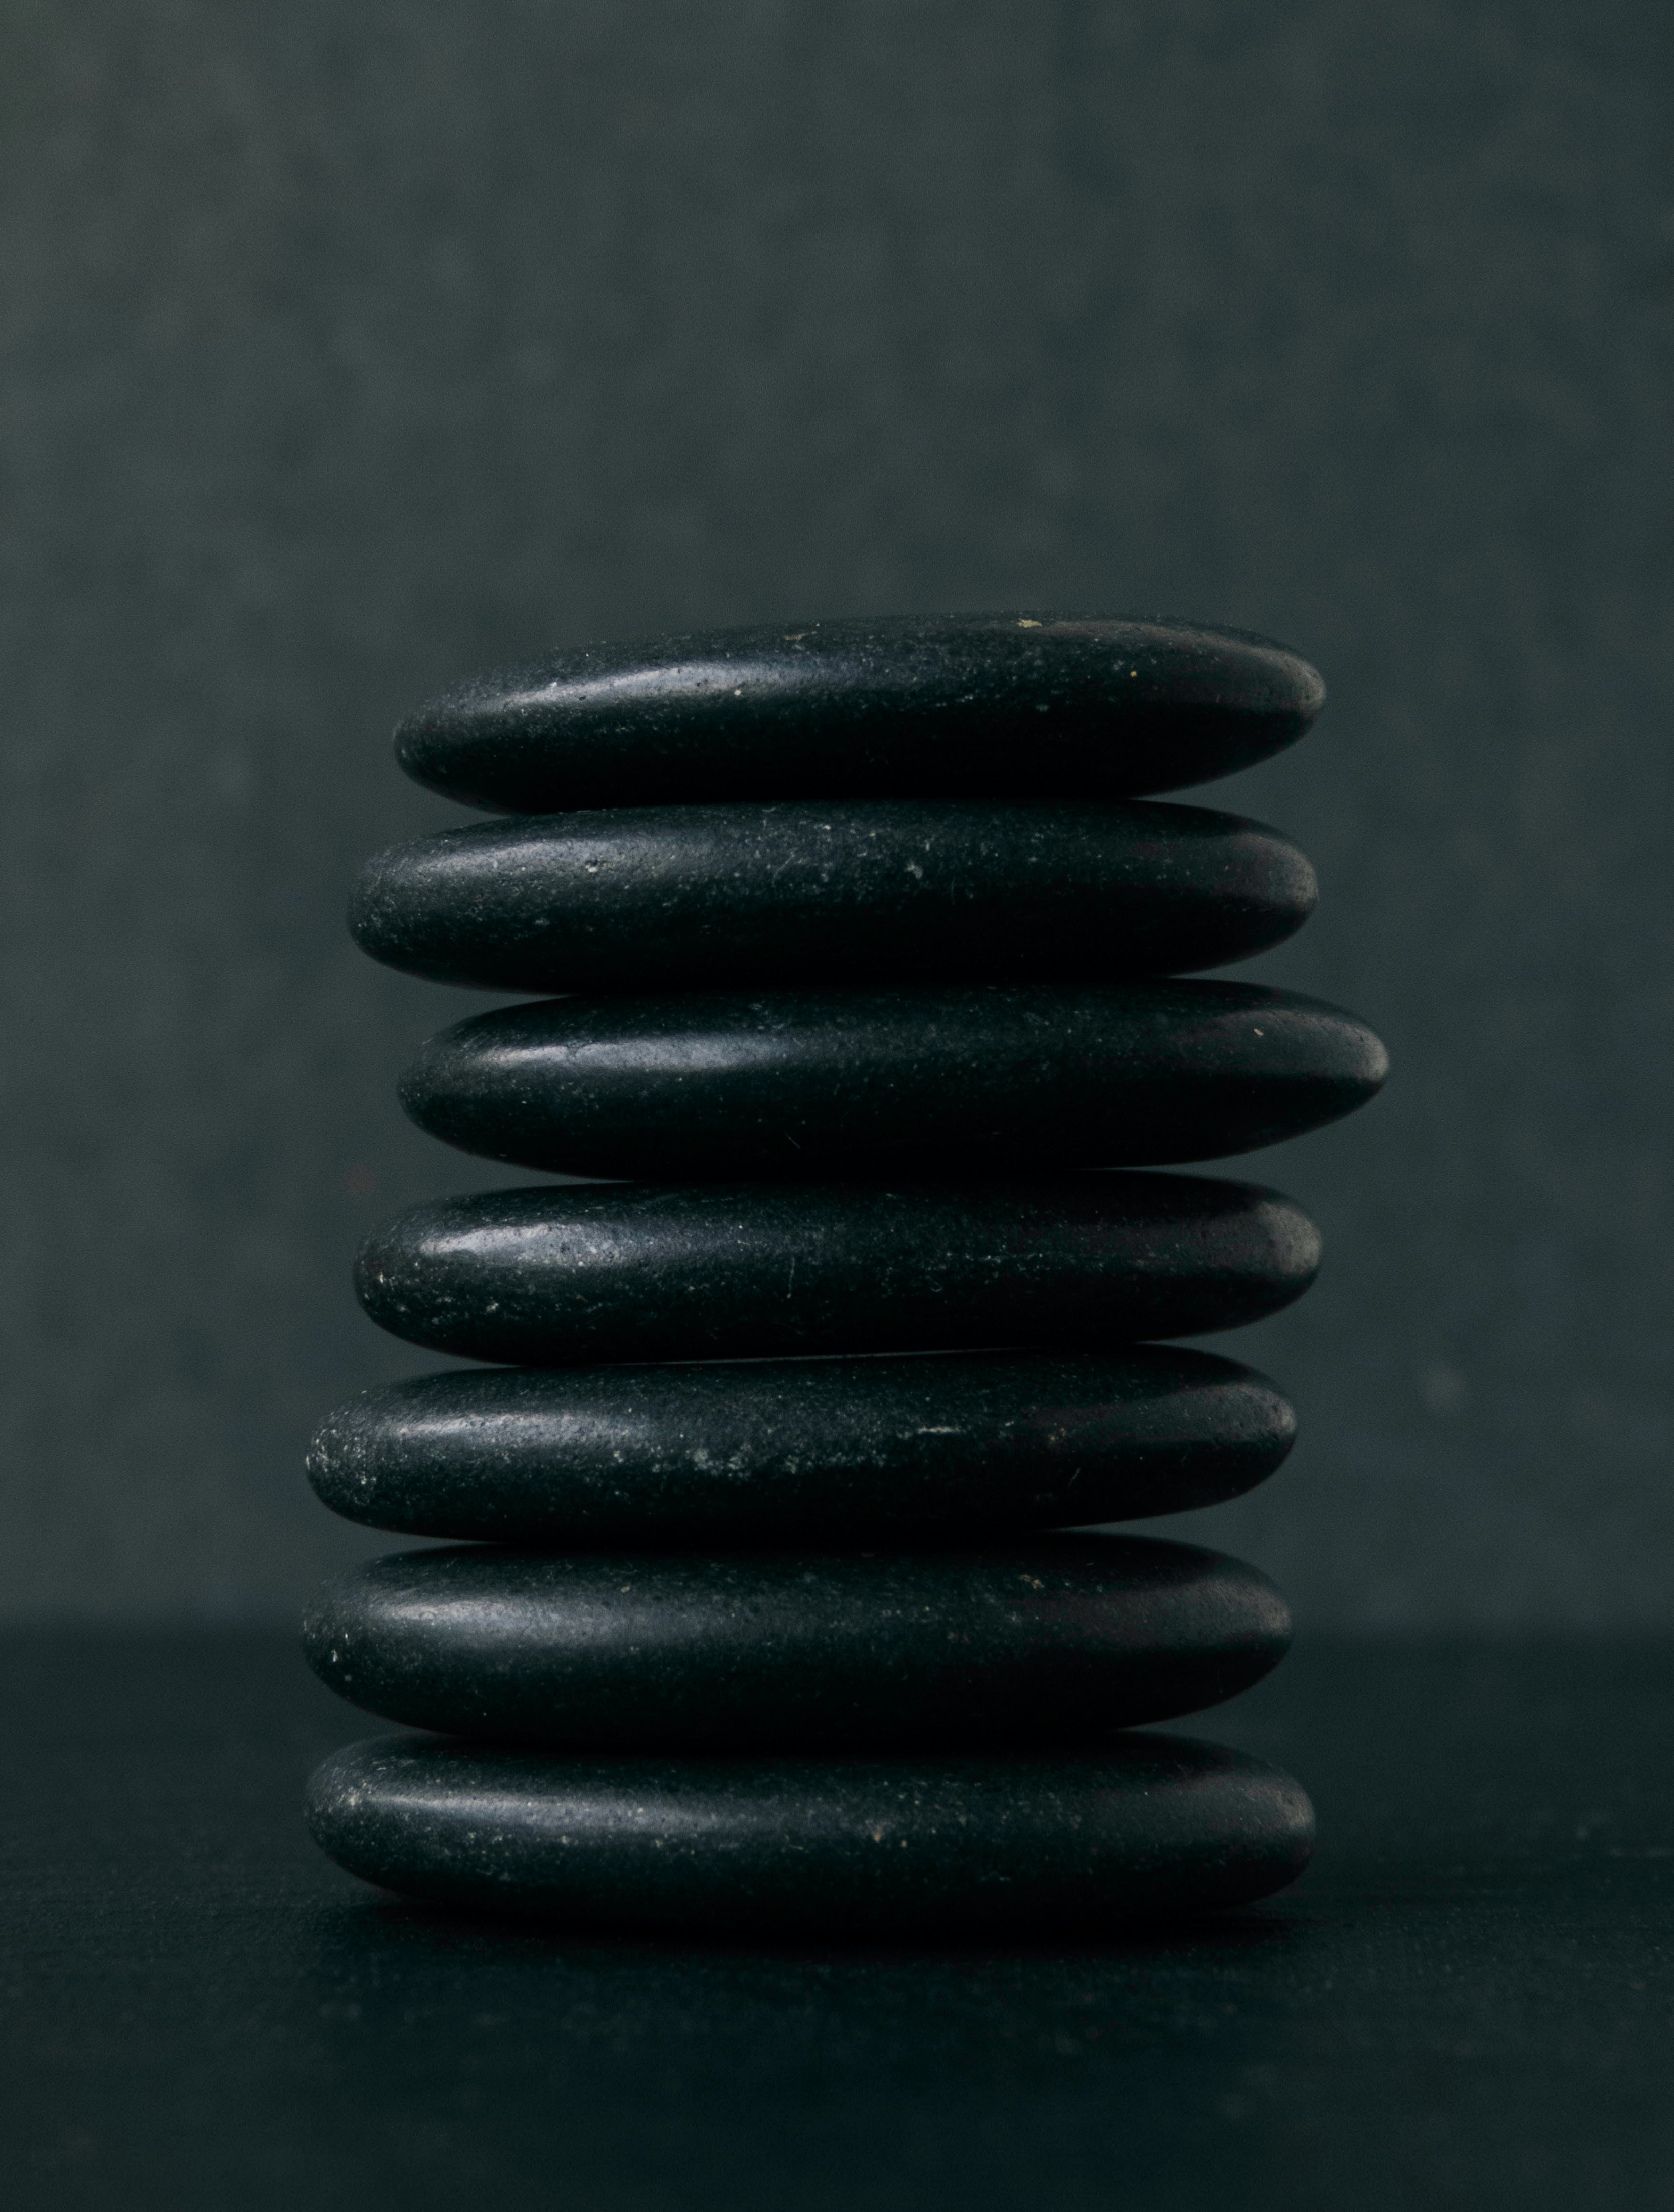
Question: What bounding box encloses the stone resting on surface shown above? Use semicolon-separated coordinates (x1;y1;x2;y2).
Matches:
302;612;1386;1934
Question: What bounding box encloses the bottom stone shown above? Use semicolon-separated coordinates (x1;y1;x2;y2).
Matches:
305;1733;1314;1933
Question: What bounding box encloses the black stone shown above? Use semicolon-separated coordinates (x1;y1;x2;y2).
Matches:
348;800;1318;994
398;982;1387;1180
355;1175;1321;1366
392;614;1325;812
305;1345;1296;1544
302;1534;1290;1749
304;1731;1315;1930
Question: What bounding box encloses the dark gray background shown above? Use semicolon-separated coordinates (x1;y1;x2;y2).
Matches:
2;0;1668;1625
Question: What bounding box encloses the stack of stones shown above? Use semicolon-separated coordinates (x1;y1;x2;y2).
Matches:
302;613;1386;1935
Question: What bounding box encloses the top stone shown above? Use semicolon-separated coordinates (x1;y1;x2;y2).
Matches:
394;614;1325;812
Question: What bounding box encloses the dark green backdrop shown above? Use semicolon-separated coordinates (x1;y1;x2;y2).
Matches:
3;0;1668;1622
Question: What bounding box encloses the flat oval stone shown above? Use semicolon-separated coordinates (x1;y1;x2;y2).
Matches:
398;983;1387;1179
348;801;1317;993
393;614;1325;812
355;1175;1321;1365
305;1345;1296;1544
301;1535;1290;1749
305;1733;1315;1930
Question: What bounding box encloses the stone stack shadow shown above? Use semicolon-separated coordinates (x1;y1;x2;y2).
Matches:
301;613;1386;1936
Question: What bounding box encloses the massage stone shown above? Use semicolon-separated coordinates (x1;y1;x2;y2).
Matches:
303;611;1385;1929
395;980;1386;1179
349;799;1318;993
352;1175;1321;1366
304;1345;1296;1544
305;1733;1316;1936
304;1733;1316;1936
302;1535;1290;1748
392;613;1325;811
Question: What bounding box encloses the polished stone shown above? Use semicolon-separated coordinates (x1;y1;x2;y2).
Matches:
302;1535;1290;1748
398;982;1387;1179
304;1731;1315;1930
355;1175;1320;1365
305;1345;1296;1543
393;614;1325;812
348;800;1317;993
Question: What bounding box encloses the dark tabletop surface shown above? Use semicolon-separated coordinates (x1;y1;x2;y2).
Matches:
3;1627;1670;2211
